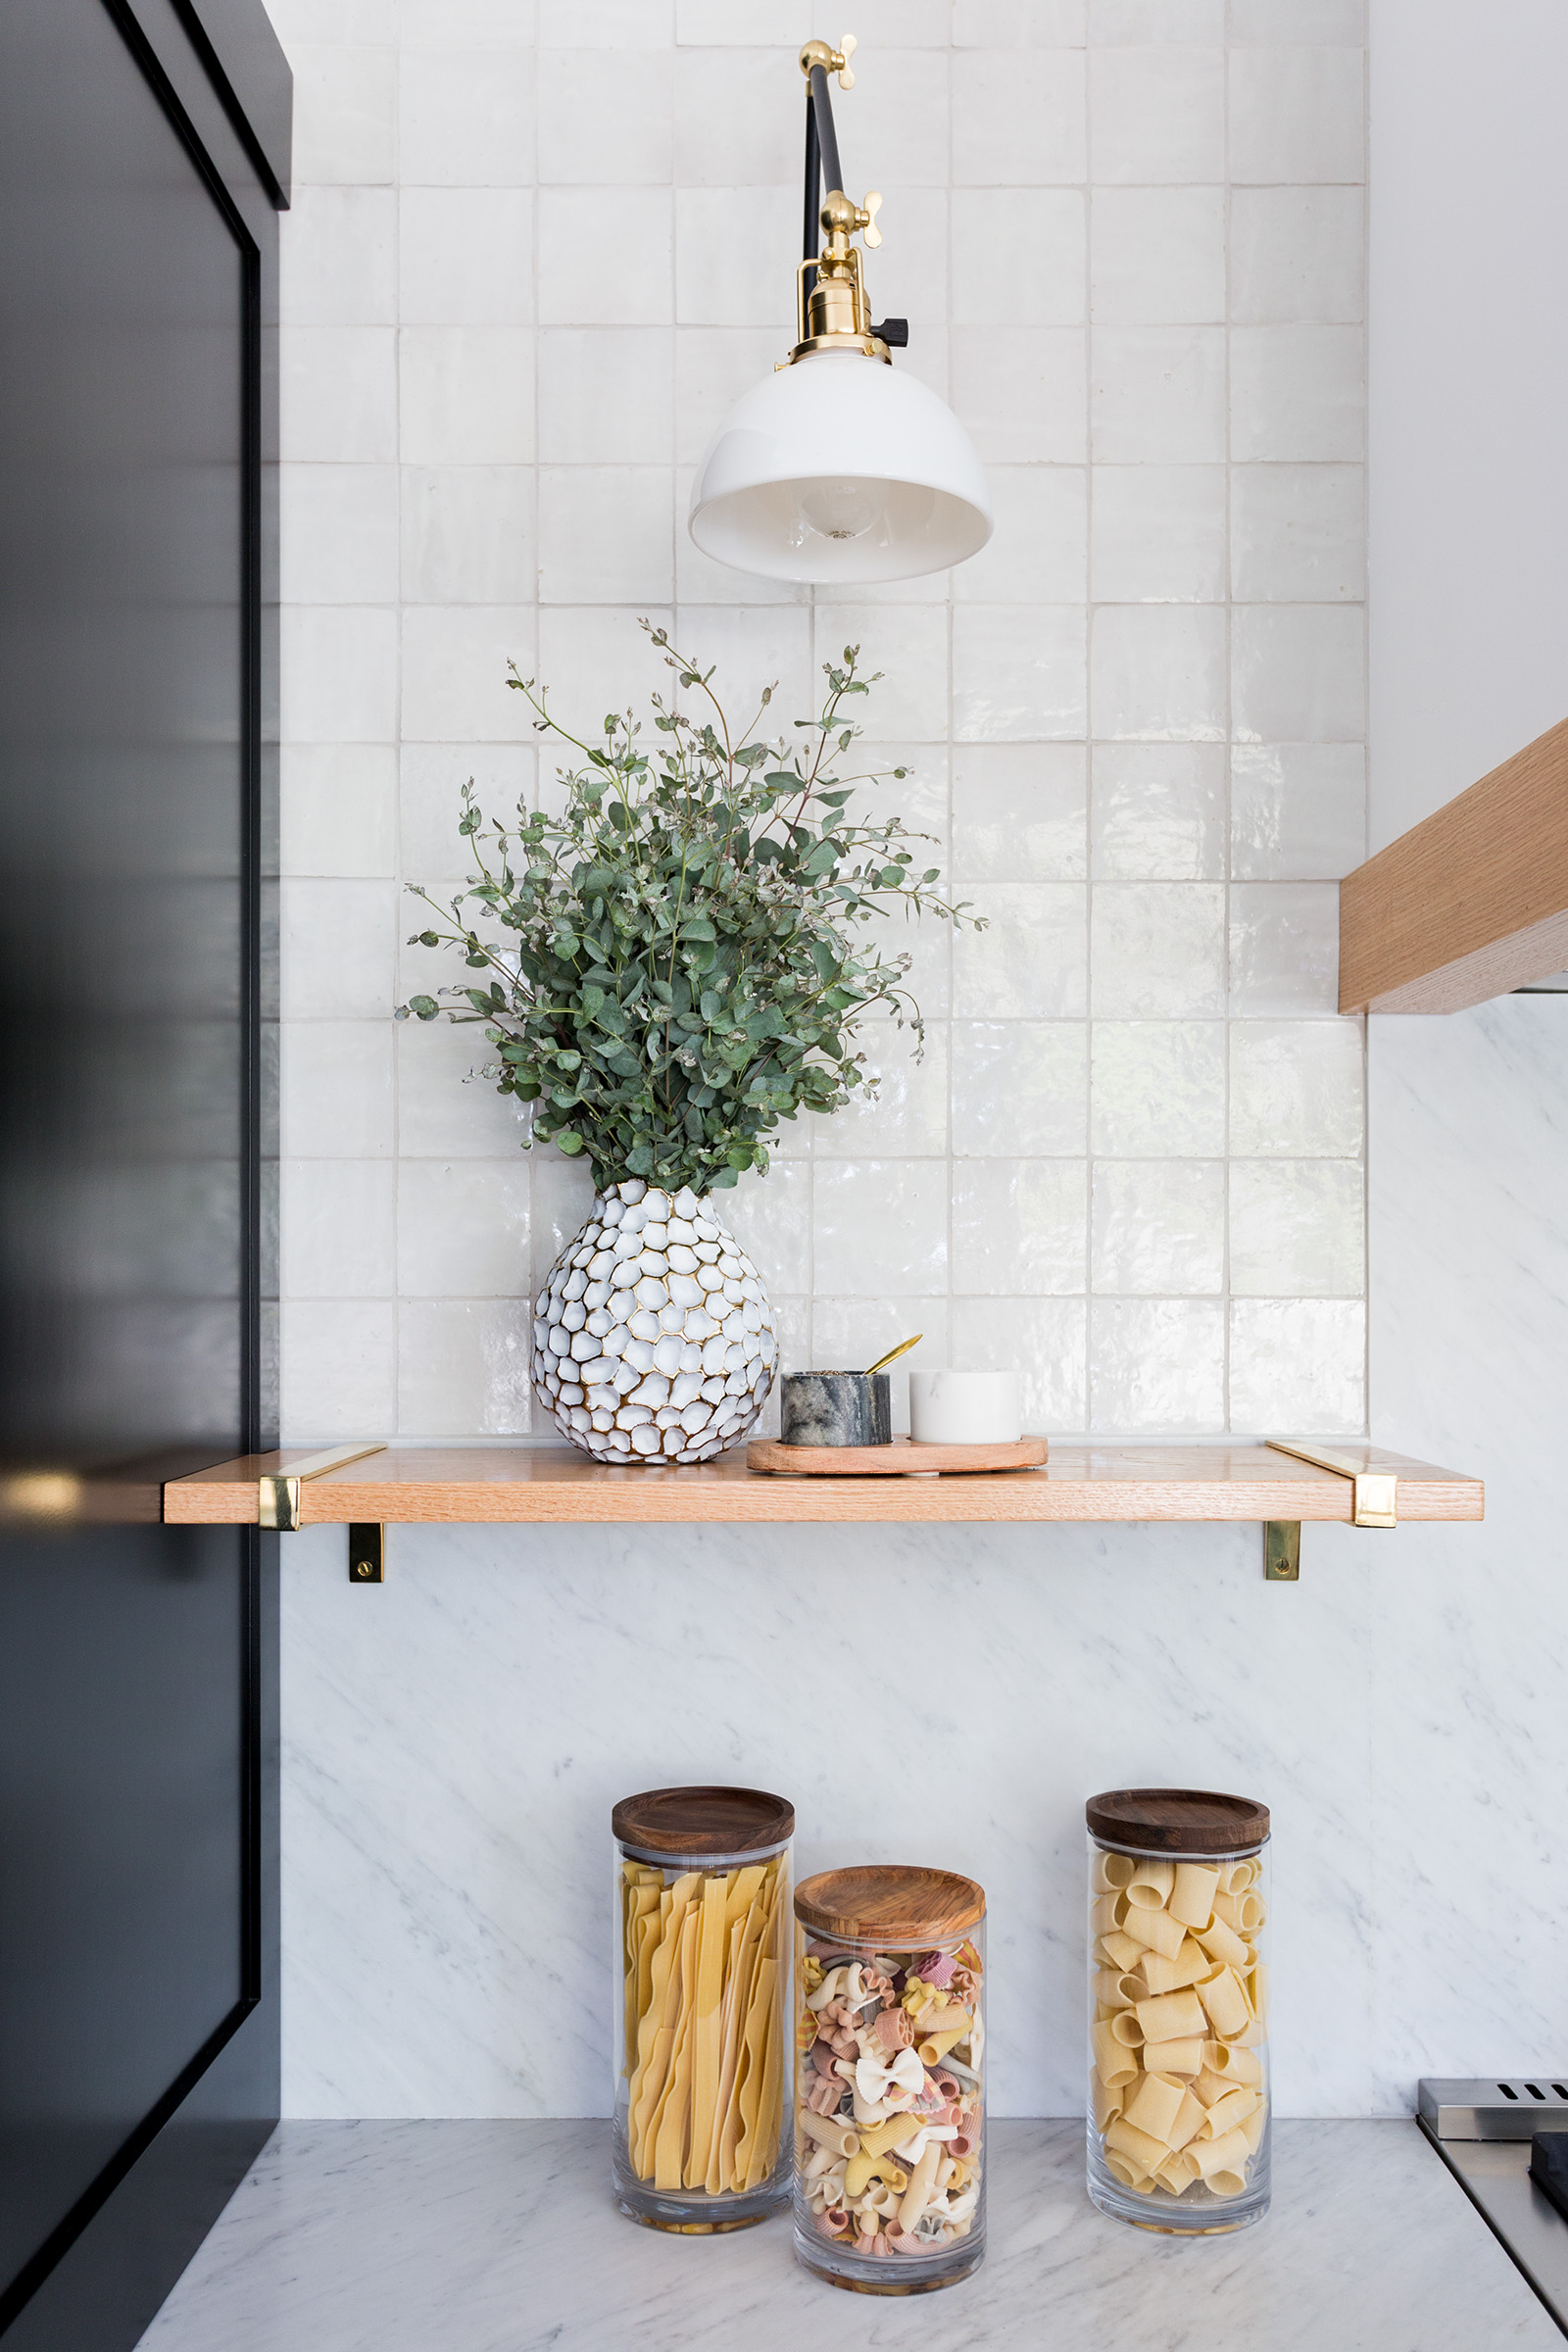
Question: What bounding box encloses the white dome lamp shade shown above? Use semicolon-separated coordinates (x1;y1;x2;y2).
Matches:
687;38;992;588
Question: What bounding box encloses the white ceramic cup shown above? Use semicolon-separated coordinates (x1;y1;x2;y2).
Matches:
907;1368;1022;1446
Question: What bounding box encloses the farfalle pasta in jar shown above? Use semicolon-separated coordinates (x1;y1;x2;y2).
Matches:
1086;1788;1271;2233
612;1785;793;2232
793;1865;986;2293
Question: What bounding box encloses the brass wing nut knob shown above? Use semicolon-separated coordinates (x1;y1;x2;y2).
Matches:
799;35;857;86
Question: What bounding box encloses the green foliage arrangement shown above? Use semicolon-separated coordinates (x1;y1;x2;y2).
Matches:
396;624;979;1195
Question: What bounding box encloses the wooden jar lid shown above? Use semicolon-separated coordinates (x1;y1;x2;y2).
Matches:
1086;1788;1269;1855
612;1785;794;1858
794;1864;986;1945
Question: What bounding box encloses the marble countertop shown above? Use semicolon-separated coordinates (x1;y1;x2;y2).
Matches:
137;2119;1560;2352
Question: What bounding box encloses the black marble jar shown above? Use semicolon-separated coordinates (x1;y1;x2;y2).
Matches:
780;1371;892;1446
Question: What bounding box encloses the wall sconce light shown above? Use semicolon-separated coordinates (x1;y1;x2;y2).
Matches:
688;36;992;586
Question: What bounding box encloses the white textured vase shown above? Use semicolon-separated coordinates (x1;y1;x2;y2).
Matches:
530;1178;779;1464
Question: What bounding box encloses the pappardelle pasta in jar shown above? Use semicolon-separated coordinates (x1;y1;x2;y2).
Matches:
793;1865;986;2294
1086;1788;1270;2233
612;1785;794;2232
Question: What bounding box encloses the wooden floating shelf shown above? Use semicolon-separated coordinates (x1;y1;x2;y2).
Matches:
1340;711;1568;1013
164;1443;1483;1529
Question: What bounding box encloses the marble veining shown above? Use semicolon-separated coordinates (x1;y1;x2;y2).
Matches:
135;2119;1559;2351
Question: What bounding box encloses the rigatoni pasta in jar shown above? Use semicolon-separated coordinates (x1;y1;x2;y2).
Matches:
793;1865;986;2294
612;1785;793;2231
1086;1788;1270;2233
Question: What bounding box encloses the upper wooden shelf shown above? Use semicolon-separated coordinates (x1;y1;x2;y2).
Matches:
1340;712;1568;1013
164;1443;1483;1529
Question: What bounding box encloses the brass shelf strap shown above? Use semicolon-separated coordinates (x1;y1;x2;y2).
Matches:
258;1443;386;1534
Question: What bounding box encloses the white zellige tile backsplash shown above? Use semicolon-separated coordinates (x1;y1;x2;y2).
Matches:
270;0;1367;1445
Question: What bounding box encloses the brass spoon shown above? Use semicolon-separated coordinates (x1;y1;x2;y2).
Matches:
863;1333;922;1377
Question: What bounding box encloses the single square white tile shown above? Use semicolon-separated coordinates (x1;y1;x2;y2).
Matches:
1230;881;1341;1015
537;467;672;604
956;0;1086;38
281;328;397;463
953;191;1086;326
396;1160;530;1297
282;880;397;1021
535;609;675;729
397;1299;533;1437
953;607;1087;740
1092;1157;1224;1293
1229;1017;1363;1155
1232;604;1365;743
282;745;397;878
812;1161;949;1296
288;43;397;186
280;1300;396;1441
1091;605;1226;740
1090;0;1223;35
813;1017;950;1159
280;465;399;604
400;47;535;186
1091;744;1225;878
279;188;396;326
953;744;1087;882
672;49;796;187
542;190;672;325
399;328;534;466
1230;743;1365;880
955;467;1088;605
1231;0;1363;37
848;188;951;333
675;187;801;330
951;328;1088;464
712;1161;812;1298
953;1021;1089;1155
401;607;537;743
397;1018;532;1158
1090;1020;1226;1154
1232;465;1364;602
807;1304;951;1435
400;744;534;882
1228;1298;1364;1433
671;605;813;739
1229;1160;1364;1297
814;604;949;741
1089;46;1224;181
950;1296;1088;1430
674;328;797;467
1228;47;1365;184
399;189;533;326
1092;882;1225;1015
1230;187;1364;324
1090;326;1226;462
281;1022;394;1158
1090;465;1226;601
541;0;667;43
953;883;1089;1018
401;467;535;606
404;0;536;36
283;1160;395;1298
953;50;1087;183
1230;324;1363;461
829;53;958;198
539;330;672;465
953;1158;1088;1295
1090;1297;1225;1432
541;51;672;183
1091;188;1225;325
281;608;398;743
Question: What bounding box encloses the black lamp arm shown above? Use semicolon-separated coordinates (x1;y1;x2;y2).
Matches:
806;63;844;215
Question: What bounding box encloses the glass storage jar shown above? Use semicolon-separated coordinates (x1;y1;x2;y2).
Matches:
793;1865;987;2293
612;1784;793;2232
1086;1788;1271;2234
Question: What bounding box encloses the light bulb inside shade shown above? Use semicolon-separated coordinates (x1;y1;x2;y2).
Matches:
688;351;991;585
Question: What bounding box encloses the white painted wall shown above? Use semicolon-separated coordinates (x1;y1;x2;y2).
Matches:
1364;0;1568;2103
264;0;1558;2127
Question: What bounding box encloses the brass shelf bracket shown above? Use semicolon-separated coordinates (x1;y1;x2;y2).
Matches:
1264;1521;1300;1582
258;1443;386;1534
1261;1441;1399;1582
348;1522;384;1584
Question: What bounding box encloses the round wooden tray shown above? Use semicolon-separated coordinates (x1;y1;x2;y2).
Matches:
745;1436;1048;1477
